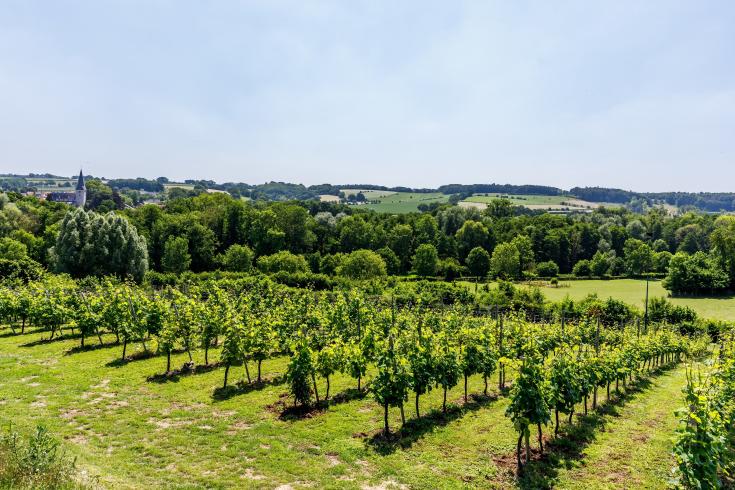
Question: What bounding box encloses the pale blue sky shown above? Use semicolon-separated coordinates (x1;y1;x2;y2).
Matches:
1;1;733;191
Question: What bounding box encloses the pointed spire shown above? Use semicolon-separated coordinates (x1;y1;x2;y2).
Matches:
76;169;85;190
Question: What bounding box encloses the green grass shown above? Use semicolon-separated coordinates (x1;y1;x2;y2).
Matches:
340;189;397;200
524;279;735;321
364;192;448;214
163;184;195;192
465;194;573;206
0;325;696;489
541;364;690;489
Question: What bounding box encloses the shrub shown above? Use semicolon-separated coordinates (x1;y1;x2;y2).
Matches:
219;244;253;272
0;258;44;283
337;250;387;280
257;251;310;274
572;259;592;277
663;252;729;295
0;425;81;489
535;261;559;278
437;258;465;281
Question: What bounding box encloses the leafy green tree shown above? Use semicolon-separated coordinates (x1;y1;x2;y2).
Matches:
456;220;491;260
412;244;439;277
220;244;253;272
511;235;535;273
491;242;521;279
162;236;191;274
623;238;653;275
53;208;148;281
389;224;414;272
663;252;729;294
0;237;27;260
376;247;400;275
572;259;592;277
256;251;309;274
710;215;735;288
316;253;342;275
465;246;490;278
653;250;673;273
535;260;559;277
414;214;438;246
337;249;387;280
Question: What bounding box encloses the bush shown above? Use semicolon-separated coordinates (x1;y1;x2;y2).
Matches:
0;258;45;283
535;260;559;277
437;258;465;281
318;253;344;275
663;252;729;295
219;244;253;272
572;259;592;277
337;250;387;280
270;271;334;290
257;251;310;274
0;425;82;489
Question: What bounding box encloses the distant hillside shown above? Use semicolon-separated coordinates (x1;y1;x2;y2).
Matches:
571;187;735;212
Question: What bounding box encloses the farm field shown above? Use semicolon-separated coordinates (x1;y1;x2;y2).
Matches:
363;192;449;213
340;189;397;200
0;325;691;489
461;194;620;212
163;183;196;192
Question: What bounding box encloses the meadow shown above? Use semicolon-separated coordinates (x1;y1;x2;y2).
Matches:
461;194;619;212
520;278;735;322
0;325;693;489
363;192;449;214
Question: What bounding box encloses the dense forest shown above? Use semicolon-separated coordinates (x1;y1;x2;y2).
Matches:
1;188;734;296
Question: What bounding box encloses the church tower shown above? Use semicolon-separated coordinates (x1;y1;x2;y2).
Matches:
75;170;86;208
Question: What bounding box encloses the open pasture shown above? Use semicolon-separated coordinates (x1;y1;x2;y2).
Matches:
461;194;620;212
363;192;449;213
521;279;735;322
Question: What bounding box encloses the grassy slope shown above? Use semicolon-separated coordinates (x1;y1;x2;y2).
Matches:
527;279;735;322
364;192;448;214
0;324;694;489
465;194;572;206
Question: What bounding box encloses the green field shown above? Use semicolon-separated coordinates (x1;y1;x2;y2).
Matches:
521;279;735;321
0;326;693;489
163;183;195;192
364;192;449;213
340;189;397;200
461;194;620;211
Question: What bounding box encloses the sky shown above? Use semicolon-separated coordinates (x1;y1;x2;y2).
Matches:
0;1;734;191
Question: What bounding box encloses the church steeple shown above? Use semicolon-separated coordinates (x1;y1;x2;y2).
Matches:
74;169;87;207
76;169;86;190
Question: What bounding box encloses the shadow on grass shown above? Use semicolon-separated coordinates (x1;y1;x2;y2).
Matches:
147;361;222;383
19;332;81;347
366;392;500;455
0;328;34;339
212;375;286;402
64;341;119;356
272;387;371;421
513;365;676;490
105;349;157;367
